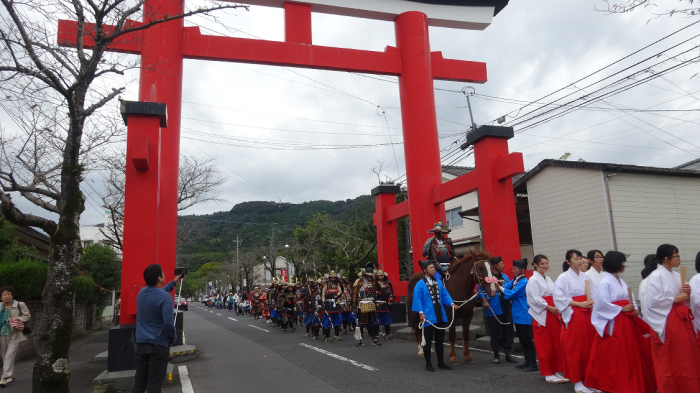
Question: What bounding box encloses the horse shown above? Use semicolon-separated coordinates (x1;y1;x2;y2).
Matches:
406;250;497;365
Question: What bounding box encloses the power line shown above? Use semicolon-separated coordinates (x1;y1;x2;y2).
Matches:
496;19;700;127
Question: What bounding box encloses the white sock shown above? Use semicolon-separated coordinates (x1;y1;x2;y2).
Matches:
555;372;567;379
545;375;557;382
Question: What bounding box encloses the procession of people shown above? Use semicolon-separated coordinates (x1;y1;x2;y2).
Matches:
203;220;700;393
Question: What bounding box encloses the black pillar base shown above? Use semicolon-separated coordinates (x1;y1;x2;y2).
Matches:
390;302;407;324
107;324;136;372
174;310;184;346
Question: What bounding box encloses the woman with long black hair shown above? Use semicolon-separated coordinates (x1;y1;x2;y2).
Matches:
643;244;700;393
638;254;658;312
553;250;597;393
526;255;568;384
584;251;656;393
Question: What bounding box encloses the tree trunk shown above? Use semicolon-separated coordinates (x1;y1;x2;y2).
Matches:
32;109;85;392
32;220;82;392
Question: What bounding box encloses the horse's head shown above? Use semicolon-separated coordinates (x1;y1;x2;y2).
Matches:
457;249;497;297
473;259;498;297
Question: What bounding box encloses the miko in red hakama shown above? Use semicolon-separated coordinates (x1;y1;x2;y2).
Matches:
649;303;700;393
585;300;656;393
559;295;596;384
533;296;565;376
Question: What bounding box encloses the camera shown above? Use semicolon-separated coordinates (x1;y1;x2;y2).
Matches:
174;267;188;278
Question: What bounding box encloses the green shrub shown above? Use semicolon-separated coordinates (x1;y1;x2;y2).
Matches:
74;275;95;302
0;260;49;300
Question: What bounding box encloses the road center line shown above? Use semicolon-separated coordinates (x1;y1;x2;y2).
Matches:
228;317;238;321
249;324;270;332
298;343;377;371
216;313;222;316
178;365;195;393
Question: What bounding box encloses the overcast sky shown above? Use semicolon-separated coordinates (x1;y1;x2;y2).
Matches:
5;1;700;227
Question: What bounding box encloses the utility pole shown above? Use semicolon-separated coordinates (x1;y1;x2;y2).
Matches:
232;236;241;290
269;223;276;277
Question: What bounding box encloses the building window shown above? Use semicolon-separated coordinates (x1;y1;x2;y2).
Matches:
446;207;463;228
82;240;94;248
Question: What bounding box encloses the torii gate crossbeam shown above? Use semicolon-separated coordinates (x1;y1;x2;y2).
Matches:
58;1;492;323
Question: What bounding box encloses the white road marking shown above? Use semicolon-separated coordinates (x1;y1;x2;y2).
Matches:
249;324;269;332
178;365;195;393
445;343;524;359
228;317;238;321
216;313;222;316
299;343;377;371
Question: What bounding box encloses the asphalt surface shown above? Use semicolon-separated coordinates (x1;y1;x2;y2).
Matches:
186;304;573;393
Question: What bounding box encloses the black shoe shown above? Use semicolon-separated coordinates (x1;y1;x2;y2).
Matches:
515;362;528;369
493;352;501;364
425;364;435;372
523;350;539;372
504;350;518;364
357;341;364;347
437;363;452;370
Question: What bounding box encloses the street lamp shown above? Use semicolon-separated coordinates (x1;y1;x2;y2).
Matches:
284;244;290;277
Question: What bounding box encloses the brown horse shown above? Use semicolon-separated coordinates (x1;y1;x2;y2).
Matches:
407;250;496;365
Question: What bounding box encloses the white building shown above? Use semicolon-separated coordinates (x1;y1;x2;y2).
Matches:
513;159;700;293
79;210;121;322
252;256;295;287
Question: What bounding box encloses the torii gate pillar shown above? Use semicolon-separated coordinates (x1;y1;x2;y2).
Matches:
374;126;525;297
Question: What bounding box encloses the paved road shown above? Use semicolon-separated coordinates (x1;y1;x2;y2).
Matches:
186;303;572;393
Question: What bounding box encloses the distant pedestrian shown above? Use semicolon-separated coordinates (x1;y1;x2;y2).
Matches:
132;265;182;393
0;286;31;387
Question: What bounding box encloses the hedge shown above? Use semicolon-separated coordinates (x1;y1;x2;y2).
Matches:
0;260;96;302
0;260;48;300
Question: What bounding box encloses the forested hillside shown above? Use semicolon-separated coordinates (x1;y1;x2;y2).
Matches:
177;195;375;269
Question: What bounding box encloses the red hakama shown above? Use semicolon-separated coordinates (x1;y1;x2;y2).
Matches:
533;296;565;376
650;303;700;393
560;295;596;383
584;300;656;393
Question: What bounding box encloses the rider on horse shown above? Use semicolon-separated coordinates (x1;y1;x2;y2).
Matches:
422;221;458;281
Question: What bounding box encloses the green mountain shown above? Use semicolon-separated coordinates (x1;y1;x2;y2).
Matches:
177;195;375;269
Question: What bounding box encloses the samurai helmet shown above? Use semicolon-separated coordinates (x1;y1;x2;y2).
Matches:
427;221;451;234
361;262;375;276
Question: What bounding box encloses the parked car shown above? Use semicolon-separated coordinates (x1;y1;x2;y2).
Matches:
175;296;188;311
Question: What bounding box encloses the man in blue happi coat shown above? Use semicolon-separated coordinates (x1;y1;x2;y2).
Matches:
412;260;455;372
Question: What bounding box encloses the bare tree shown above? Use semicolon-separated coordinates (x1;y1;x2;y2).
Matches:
598;0;700;18
0;1;245;390
98;151;227;250
314;214;377;277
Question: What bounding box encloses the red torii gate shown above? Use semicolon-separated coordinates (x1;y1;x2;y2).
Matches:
57;0;519;327
374;125;524;298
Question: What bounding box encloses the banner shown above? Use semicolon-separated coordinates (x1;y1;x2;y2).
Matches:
281;269;288;283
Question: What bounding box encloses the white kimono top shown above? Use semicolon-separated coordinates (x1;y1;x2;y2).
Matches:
591;272;637;337
638;278;648;312
526;272;554;327
642;267;682;343
689;273;700;334
586;268;604;288
554;268;597;327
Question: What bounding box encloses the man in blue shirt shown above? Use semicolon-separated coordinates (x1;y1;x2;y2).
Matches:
412;260;455;372
132;264;182;393
478;257;516;364
498;258;537;371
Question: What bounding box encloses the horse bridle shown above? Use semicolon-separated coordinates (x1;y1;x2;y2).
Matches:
470;259;495;291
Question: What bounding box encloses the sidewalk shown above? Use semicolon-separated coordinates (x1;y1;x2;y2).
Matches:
7;327;112;392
